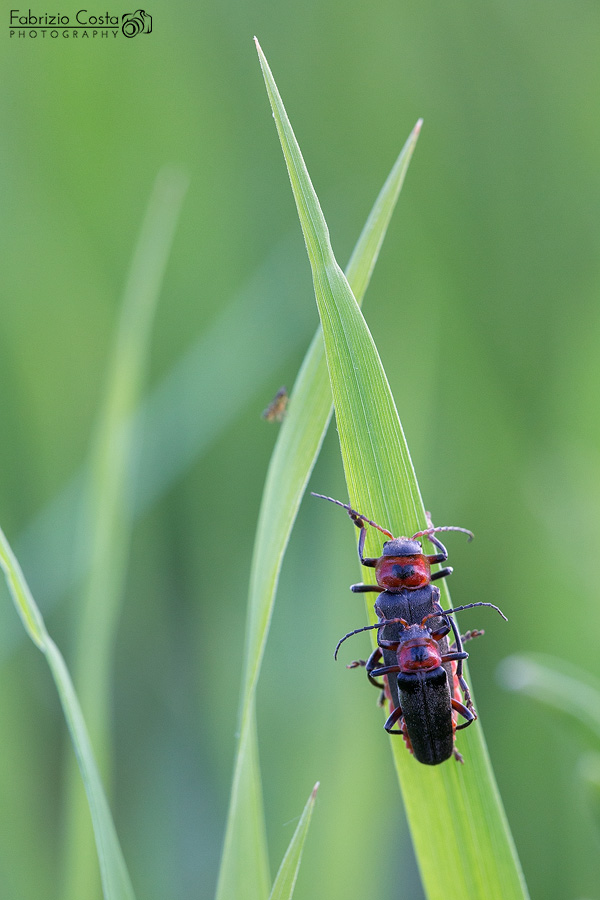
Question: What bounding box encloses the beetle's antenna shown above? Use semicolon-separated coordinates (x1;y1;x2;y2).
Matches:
420;611;452;631
334;617;408;659
439;601;508;622
311;493;394;539
412;525;474;543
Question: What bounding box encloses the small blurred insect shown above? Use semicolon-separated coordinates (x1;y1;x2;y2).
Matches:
312;492;507;764
261;386;289;422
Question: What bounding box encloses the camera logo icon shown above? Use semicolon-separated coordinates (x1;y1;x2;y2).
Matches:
121;9;152;37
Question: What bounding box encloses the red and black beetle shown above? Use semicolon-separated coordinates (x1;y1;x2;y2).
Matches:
313;493;506;764
312;492;476;706
335;600;502;765
311;492;472;594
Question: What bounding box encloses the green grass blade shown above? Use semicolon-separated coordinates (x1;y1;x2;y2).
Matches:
256;37;529;900
216;702;271;900
0;526;136;900
216;63;421;900
63;167;188;900
502;653;600;740
268;784;319;900
240;119;422;717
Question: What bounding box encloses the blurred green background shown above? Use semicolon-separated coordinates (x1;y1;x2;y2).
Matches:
2;1;600;898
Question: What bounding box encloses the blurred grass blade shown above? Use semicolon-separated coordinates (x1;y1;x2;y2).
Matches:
269;784;319;900
501;653;600;740
0;526;136;900
256;37;529;900
216;51;421;900
503;654;600;836
216;704;271;900
13;234;313;628
63;167;189;900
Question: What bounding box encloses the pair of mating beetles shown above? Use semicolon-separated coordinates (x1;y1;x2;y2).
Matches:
313;493;506;766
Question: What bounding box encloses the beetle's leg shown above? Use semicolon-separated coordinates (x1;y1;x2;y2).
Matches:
311;496;385;566
443;612;472;709
370;664;402;679
420;512;474;561
453;669;475;712
348;648;384;690
377;636;401;651
424;528;449;563
424;515;453;565
430;566;453;581
384;703;406;734
447;628;484;710
425;607;465;682
452;748;465;764
453;699;476;730
346;658;366;668
460;629;485;643
440;651;469;664
354;519;378;568
447;653;477;715
350;582;381;593
365;648;384;690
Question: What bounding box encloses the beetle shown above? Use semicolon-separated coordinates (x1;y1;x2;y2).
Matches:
311;492;473;593
311;492;476;708
312;492;506;762
335;601;506;765
350;585;479;716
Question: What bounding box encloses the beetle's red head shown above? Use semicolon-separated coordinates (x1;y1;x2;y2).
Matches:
375;551;431;590
398;636;443;672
